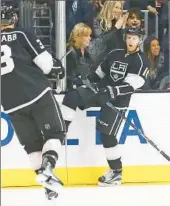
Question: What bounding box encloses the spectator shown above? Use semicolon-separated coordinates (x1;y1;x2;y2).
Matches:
66;23;95;90
143;36;165;89
126;7;143;28
66;0;95;41
90;0;125;54
147;0;168;40
108;7;143;50
93;0;124;37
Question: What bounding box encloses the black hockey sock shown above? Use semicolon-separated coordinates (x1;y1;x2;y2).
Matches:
107;158;122;171
42;150;58;169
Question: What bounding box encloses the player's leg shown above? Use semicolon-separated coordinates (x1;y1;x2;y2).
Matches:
9;108;57;199
9;106;44;170
96;96;130;186
32;91;66;191
97;105;125;186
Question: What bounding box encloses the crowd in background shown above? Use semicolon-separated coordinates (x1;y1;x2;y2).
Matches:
3;0;170;90
63;0;169;91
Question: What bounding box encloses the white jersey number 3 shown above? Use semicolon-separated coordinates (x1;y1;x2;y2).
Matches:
1;45;15;75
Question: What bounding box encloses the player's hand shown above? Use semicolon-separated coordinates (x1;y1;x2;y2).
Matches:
72;76;84;89
49;58;65;79
58;65;65;79
54;58;65;79
115;14;128;30
98;86;116;100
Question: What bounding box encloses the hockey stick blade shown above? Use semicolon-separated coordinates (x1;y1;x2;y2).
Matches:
83;80;170;161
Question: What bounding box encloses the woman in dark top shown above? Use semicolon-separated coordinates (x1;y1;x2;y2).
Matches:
143;36;165;89
66;23;97;90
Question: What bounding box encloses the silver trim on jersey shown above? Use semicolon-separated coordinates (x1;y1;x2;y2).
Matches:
109;113;119;135
4;87;52;114
108;48;125;55
137;53;144;75
114;116;123;136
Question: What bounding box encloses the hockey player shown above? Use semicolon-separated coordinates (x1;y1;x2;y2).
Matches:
61;27;149;186
1;4;66;200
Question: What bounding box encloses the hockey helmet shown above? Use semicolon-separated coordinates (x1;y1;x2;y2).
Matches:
125;27;145;37
123;27;145;44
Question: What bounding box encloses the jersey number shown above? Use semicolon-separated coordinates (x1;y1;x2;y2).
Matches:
1;45;15;75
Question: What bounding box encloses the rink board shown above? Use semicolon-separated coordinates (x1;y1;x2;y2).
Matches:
1;93;170;187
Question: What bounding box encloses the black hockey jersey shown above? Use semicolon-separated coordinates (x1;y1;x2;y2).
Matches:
1;27;53;113
90;48;149;96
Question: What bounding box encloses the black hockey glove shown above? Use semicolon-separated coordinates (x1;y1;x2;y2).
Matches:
99;86;117;99
72;76;84;89
48;58;65;79
96;86;117;105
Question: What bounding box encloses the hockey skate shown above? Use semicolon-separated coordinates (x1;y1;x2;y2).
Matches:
98;169;122;187
36;157;63;193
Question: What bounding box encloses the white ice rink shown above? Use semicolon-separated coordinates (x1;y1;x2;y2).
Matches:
2;185;170;206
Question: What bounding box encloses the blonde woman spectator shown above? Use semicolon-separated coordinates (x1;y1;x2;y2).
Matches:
66;23;96;90
93;1;124;37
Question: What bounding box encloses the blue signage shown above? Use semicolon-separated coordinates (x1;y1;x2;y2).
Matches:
1;110;147;146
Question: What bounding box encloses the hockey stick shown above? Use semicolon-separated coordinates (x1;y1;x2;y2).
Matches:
83;79;170;161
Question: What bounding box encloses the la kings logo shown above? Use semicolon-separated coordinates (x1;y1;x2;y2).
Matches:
110;61;128;82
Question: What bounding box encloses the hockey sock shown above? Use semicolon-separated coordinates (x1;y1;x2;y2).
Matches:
107;158;122;171
42;139;61;168
42;150;58;169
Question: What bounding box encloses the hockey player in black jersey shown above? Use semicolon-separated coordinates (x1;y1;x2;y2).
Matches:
1;4;66;199
61;27;149;186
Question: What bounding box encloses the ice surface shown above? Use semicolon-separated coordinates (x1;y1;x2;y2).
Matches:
2;185;170;206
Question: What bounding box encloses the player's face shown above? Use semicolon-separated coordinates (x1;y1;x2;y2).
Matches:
126;34;140;53
112;2;122;20
126;14;141;28
150;39;160;57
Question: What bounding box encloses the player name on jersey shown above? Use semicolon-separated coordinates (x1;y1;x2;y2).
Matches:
1;33;17;42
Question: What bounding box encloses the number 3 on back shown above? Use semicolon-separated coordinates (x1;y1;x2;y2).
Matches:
1;45;15;75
